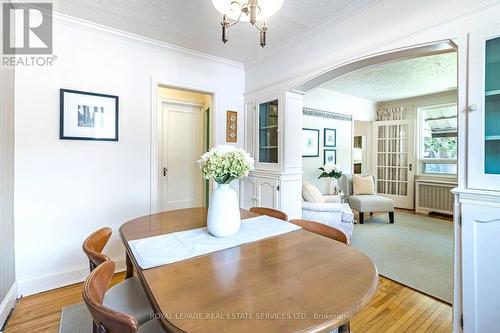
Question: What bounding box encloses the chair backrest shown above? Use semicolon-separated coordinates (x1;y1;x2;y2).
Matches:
83;261;140;333
249;207;288;221
289;219;348;244
83;227;112;272
341;174;376;196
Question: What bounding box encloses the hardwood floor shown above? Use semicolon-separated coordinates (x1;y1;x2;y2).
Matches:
4;273;451;333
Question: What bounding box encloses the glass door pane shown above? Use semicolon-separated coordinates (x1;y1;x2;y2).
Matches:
258;100;279;163
485;36;500;174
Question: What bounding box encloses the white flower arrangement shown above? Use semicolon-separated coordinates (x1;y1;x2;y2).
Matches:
198;145;254;185
319;162;342;179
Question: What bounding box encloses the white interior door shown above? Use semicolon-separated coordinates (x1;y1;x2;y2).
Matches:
160;102;204;211
372;120;415;209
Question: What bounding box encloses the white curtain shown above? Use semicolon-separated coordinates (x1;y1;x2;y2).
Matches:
376;106;404;121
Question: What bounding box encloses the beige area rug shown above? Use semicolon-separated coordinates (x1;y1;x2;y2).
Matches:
59;303;92;333
351;211;453;303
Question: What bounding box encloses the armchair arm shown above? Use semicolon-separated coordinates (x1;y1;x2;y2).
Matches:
302;201;343;212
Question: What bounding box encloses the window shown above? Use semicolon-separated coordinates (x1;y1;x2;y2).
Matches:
418;104;458;175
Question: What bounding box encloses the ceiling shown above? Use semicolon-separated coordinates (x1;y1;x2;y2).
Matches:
423;104;457;134
53;0;379;64
319;52;458;102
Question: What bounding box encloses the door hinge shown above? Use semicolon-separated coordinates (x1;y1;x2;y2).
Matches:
460;314;464;328
277;185;280;191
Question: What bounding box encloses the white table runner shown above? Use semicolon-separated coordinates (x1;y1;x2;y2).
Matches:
128;215;301;269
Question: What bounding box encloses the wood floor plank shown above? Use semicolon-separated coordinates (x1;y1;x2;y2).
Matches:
5;275;452;333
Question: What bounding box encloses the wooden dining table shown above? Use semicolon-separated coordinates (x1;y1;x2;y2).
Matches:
120;207;378;333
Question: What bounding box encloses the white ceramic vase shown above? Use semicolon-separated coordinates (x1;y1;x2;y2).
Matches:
207;184;241;237
329;177;339;195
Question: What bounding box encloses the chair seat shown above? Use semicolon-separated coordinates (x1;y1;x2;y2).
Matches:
138;319;165;333
348;195;394;213
104;276;153;325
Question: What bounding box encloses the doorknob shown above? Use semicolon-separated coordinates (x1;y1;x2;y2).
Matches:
163;167;168;176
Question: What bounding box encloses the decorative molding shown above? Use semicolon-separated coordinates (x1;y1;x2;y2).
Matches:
52;12;244;70
16;258;125;297
0;282;17;330
302;108;352;122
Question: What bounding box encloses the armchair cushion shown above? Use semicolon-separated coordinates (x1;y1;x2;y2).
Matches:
302;201;342;212
348;195;394;213
323;195;341;203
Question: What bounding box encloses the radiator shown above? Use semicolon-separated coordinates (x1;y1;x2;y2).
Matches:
415;180;456;215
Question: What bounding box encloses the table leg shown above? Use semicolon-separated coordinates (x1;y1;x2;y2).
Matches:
125;252;134;279
339;321;351;333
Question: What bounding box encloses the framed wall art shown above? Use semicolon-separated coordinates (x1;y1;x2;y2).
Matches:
226;110;237;142
324;149;337;164
60;89;119;141
324;128;336;147
302;128;320;157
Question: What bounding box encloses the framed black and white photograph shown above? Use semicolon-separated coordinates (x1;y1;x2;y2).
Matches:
60;89;119;141
302;128;320;157
324;149;337;164
324;128;336;147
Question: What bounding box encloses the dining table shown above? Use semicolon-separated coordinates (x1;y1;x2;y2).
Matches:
119;207;378;333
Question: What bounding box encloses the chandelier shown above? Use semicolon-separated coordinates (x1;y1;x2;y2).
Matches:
212;0;284;47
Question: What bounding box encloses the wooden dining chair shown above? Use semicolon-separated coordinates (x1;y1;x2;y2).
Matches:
83;261;165;333
83;227;113;272
249;207;288;221
83;228;154;327
289;219;349;245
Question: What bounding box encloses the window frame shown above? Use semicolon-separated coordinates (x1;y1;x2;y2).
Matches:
416;103;458;177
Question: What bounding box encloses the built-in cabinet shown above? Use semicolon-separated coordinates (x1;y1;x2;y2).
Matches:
454;24;500;333
240;92;303;218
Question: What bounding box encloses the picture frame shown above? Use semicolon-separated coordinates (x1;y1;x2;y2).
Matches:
226;110;238;143
324;128;337;147
324;149;337;164
302;128;320;157
60;89;119;141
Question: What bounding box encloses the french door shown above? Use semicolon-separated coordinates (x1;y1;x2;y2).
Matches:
372;120;415;209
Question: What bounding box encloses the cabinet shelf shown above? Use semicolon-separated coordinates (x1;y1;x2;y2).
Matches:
485;135;500;141
485;89;500;97
260;125;278;130
260;146;278;149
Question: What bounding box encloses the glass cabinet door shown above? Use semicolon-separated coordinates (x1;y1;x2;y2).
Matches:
258;100;279;164
485;36;500;174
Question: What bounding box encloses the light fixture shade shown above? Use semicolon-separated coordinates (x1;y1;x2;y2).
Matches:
212;0;284;22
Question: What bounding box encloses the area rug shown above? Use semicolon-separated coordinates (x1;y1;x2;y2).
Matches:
351;211;453;303
59;303;92;333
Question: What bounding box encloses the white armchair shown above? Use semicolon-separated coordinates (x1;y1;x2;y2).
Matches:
301;183;355;241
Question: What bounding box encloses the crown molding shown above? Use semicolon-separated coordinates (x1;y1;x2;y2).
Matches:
52;11;245;70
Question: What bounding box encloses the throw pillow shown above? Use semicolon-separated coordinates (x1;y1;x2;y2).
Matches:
302;182;324;203
353;175;375;195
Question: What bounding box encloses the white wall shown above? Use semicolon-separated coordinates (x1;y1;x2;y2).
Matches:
14;16;245;296
303;88;377;121
302;113;352;194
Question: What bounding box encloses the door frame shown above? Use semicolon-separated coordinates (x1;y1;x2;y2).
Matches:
150;78;216;213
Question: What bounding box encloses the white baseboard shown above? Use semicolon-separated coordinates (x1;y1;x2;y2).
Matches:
0;282;17;330
16;258;125;297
